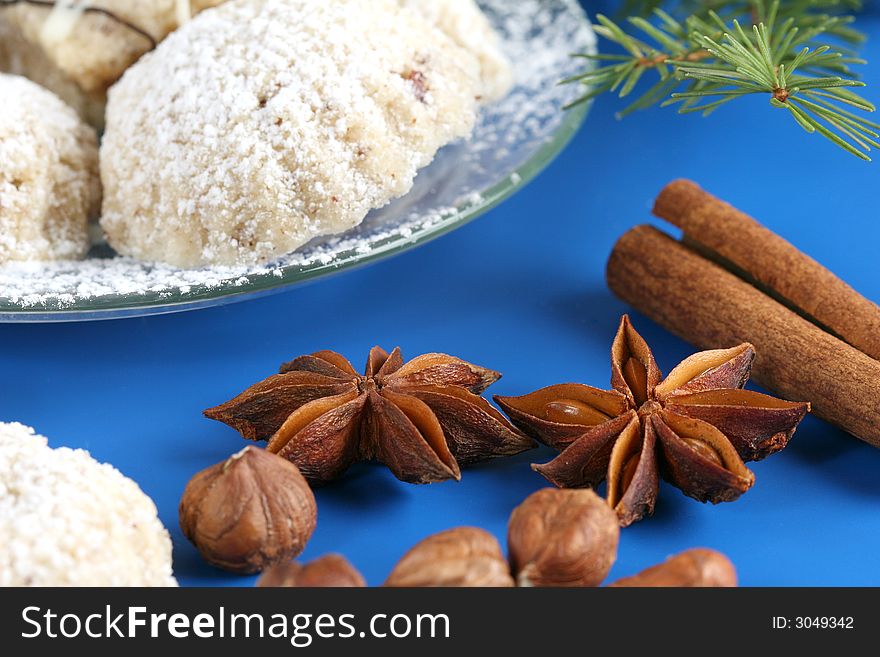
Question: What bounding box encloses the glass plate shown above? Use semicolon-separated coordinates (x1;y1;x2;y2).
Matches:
0;0;595;322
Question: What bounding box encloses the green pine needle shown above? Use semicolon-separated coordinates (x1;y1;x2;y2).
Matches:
565;0;875;160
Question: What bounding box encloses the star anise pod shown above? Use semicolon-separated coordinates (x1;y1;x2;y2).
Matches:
205;347;534;485
495;316;810;526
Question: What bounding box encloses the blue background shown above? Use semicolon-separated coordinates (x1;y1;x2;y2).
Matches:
2;4;879;587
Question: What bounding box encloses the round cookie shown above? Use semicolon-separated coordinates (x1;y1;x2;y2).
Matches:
0;16;105;127
101;0;487;267
0;73;100;264
4;0;226;94
0;422;177;587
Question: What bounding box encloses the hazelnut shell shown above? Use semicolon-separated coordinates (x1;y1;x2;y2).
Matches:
608;548;737;587
256;554;366;587
508;487;619;587
385;527;514;587
179;446;317;574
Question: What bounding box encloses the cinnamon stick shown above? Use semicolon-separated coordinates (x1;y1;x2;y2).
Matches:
606;225;880;447
654;179;880;362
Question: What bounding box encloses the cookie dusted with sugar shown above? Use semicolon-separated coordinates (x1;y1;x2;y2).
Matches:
0;73;100;264
0;15;106;126
2;1;226;96
0;422;177;586
100;0;494;267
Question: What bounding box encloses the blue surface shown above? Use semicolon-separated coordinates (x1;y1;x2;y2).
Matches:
2;7;880;587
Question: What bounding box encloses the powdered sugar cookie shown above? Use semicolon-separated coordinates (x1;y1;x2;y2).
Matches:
0;15;104;126
101;0;497;267
1;1;225;125
0;422;176;587
0;73;101;264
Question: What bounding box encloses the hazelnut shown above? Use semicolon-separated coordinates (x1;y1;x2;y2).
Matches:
256;554;365;587
384;527;514;587
608;548;737;587
179;446;317;574
508;487;619;587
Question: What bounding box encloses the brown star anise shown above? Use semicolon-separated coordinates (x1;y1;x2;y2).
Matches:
205;347;534;485
495;316;810;526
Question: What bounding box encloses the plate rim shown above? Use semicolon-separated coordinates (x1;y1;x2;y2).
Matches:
0;0;594;322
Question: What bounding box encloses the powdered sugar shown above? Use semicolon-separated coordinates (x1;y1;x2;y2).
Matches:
0;0;595;319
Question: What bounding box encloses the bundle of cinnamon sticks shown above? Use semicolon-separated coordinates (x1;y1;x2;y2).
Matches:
607;180;880;447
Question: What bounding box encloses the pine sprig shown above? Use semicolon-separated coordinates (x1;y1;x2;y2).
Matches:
567;0;876;160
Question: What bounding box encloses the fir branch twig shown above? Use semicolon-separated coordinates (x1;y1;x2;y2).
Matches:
671;20;878;159
566;0;875;160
